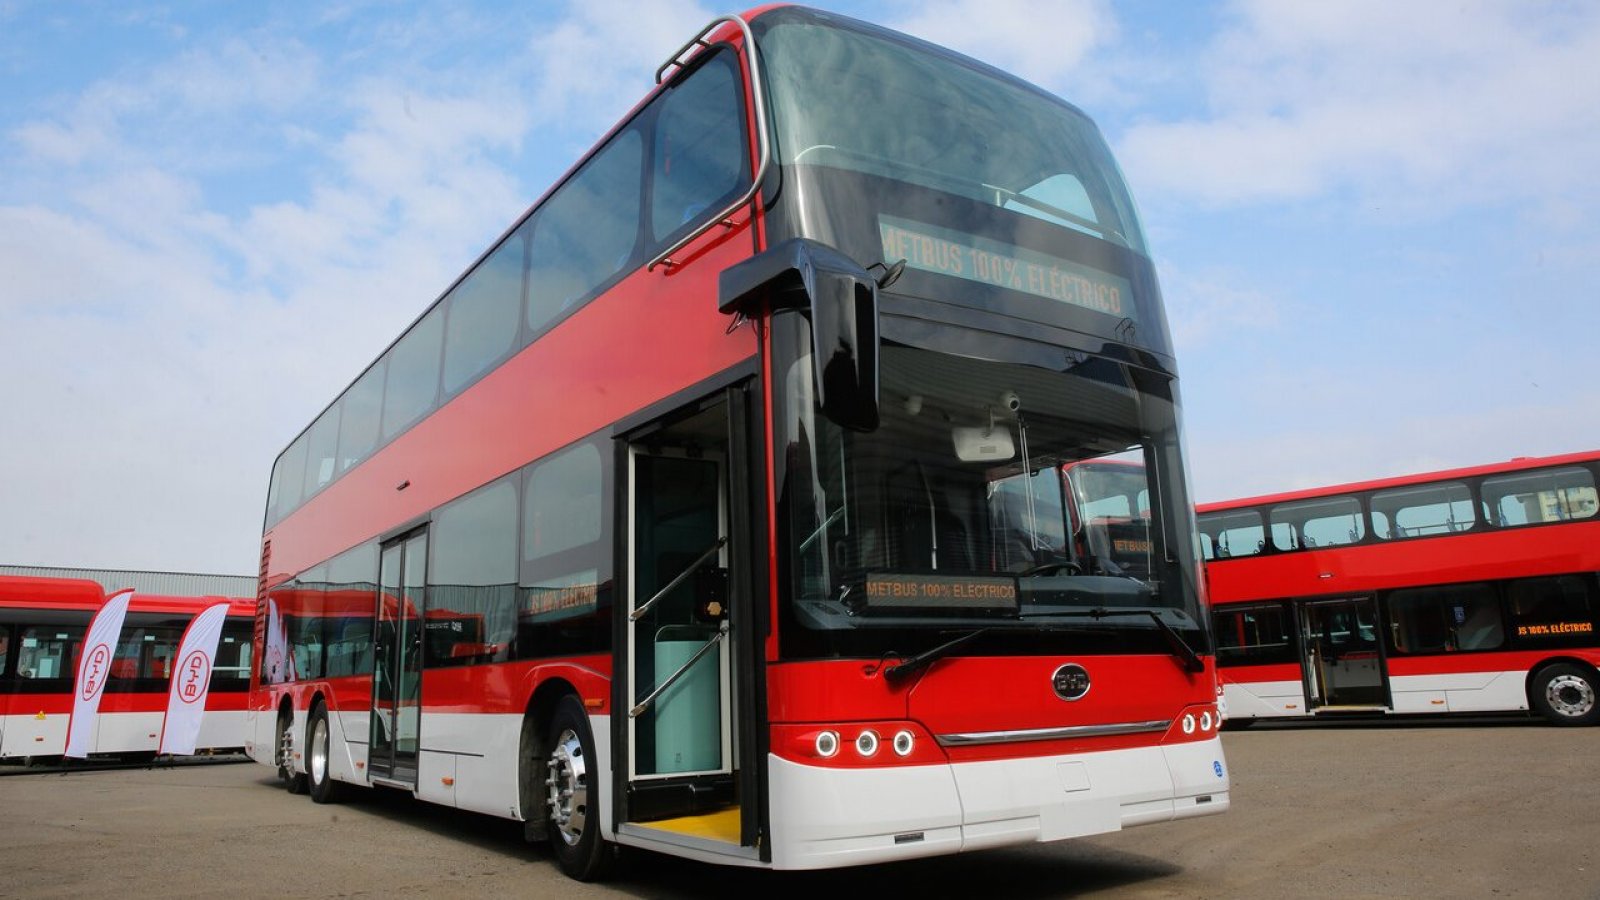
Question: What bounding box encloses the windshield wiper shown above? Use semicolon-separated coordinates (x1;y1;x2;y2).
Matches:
1018;608;1204;674
883;628;990;685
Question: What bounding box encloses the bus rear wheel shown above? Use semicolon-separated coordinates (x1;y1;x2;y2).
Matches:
307;702;344;804
544;695;615;881
1531;663;1600;726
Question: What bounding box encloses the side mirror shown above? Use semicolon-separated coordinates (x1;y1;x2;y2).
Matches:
719;239;880;431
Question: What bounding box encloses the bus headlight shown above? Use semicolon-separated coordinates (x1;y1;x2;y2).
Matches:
855;729;880;757
815;730;840;758
892;729;915;757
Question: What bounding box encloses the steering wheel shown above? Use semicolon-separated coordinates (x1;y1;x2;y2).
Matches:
1018;561;1082;577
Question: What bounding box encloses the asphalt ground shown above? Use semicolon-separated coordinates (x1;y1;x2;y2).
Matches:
0;717;1594;898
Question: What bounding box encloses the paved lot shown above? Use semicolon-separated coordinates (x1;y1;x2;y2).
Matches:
1;718;1596;898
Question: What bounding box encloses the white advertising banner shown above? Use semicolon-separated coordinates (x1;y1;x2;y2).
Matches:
64;588;134;758
264;596;293;683
158;602;231;756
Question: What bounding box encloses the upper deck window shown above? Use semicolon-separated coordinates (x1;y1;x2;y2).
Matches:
1270;496;1365;551
527;130;643;332
1372;481;1475;539
1198;509;1265;560
650;50;749;243
1481;466;1598;526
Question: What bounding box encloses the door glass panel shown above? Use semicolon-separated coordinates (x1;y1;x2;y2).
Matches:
370;542;403;772
396;532;427;764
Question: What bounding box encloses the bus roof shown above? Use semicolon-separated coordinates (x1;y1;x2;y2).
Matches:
0;575;254;617
1197;448;1600;514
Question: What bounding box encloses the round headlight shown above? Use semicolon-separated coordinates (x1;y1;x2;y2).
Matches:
815;730;839;758
1200;711;1214;732
1182;714;1197;735
855;729;880;757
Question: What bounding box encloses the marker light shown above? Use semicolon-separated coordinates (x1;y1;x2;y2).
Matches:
855;729;880;757
892;729;915;757
815;730;840;758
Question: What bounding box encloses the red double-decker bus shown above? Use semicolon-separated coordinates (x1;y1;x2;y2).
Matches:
250;6;1226;879
0;575;255;761
1199;450;1600;727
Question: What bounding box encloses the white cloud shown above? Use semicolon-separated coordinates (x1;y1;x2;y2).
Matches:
888;0;1118;91
1118;1;1600;215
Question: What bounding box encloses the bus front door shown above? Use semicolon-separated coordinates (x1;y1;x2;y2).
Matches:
617;386;761;856
370;527;426;785
1301;596;1388;710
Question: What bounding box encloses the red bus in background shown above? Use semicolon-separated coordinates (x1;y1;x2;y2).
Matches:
1198;450;1600;727
251;6;1226;881
0;575;255;761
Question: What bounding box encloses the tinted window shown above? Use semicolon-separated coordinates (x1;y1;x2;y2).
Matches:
1271;496;1364;551
443;233;527;398
1386;583;1504;654
338;360;386;474
1198;509;1264;560
273;435;309;523
428;479;518;667
108;614;186;687
519;440;611;658
1372;481;1475;539
1482;466;1598;526
301;405;342;501
16;624;84;681
527;130;644;332
1508;575;1597;647
380;308;444;441
1213;603;1296;667
211;619;253;692
651;51;750;242
325;543;378;678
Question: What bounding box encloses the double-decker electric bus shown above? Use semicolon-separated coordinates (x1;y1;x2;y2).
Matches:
1199;450;1600;727
0;575;255;761
250;6;1226;879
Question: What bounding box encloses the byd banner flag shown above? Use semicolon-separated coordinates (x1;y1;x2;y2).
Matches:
158;602;230;756
65;588;134;758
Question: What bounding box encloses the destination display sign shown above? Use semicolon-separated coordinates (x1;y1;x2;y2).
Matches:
862;573;1019;615
879;215;1135;320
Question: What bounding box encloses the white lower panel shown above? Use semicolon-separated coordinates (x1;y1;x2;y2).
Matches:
1223;680;1309;719
413;712;525;819
0;712;68;759
1391;670;1528;714
766;736;1230;870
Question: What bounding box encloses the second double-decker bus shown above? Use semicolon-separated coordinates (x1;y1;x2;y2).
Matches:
250;5;1227;880
0;575;255;761
1199;450;1600;727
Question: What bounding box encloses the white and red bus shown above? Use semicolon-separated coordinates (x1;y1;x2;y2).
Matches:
250;6;1227;880
0;575;255;761
1198;450;1600;727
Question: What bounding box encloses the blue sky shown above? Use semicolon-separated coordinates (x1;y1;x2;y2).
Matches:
3;0;1598;575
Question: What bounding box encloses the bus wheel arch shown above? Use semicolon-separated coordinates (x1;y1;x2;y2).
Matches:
519;679;579;843
1528;659;1600;726
276;698;307;793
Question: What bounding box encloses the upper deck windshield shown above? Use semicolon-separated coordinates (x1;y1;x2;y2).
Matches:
754;8;1166;352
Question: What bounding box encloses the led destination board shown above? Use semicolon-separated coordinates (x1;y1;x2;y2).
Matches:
880;215;1135;320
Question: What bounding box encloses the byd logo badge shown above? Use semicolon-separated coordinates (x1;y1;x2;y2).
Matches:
81;643;112;702
1051;663;1091;701
177;650;212;705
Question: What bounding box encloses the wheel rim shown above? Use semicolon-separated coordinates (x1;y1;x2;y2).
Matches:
311;717;329;784
546;727;588;846
278;717;294;769
1546;674;1596;718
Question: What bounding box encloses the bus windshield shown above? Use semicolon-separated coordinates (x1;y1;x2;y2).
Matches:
779;342;1201;657
757;8;1147;255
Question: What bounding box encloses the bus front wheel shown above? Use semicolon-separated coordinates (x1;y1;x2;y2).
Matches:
1531;663;1600;726
544;695;615;881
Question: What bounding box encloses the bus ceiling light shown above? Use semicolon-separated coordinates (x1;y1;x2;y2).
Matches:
815;730;840;758
892;729;915;757
855;729;880;758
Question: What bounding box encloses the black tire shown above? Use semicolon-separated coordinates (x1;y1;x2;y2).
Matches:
278;710;308;794
1531;663;1600;726
306;702;344;804
544;695;615;881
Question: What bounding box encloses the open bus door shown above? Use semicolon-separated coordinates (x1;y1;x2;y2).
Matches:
615;383;764;861
1300;596;1388;711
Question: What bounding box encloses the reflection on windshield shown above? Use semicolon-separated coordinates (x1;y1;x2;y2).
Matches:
756;8;1147;254
781;343;1198;639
